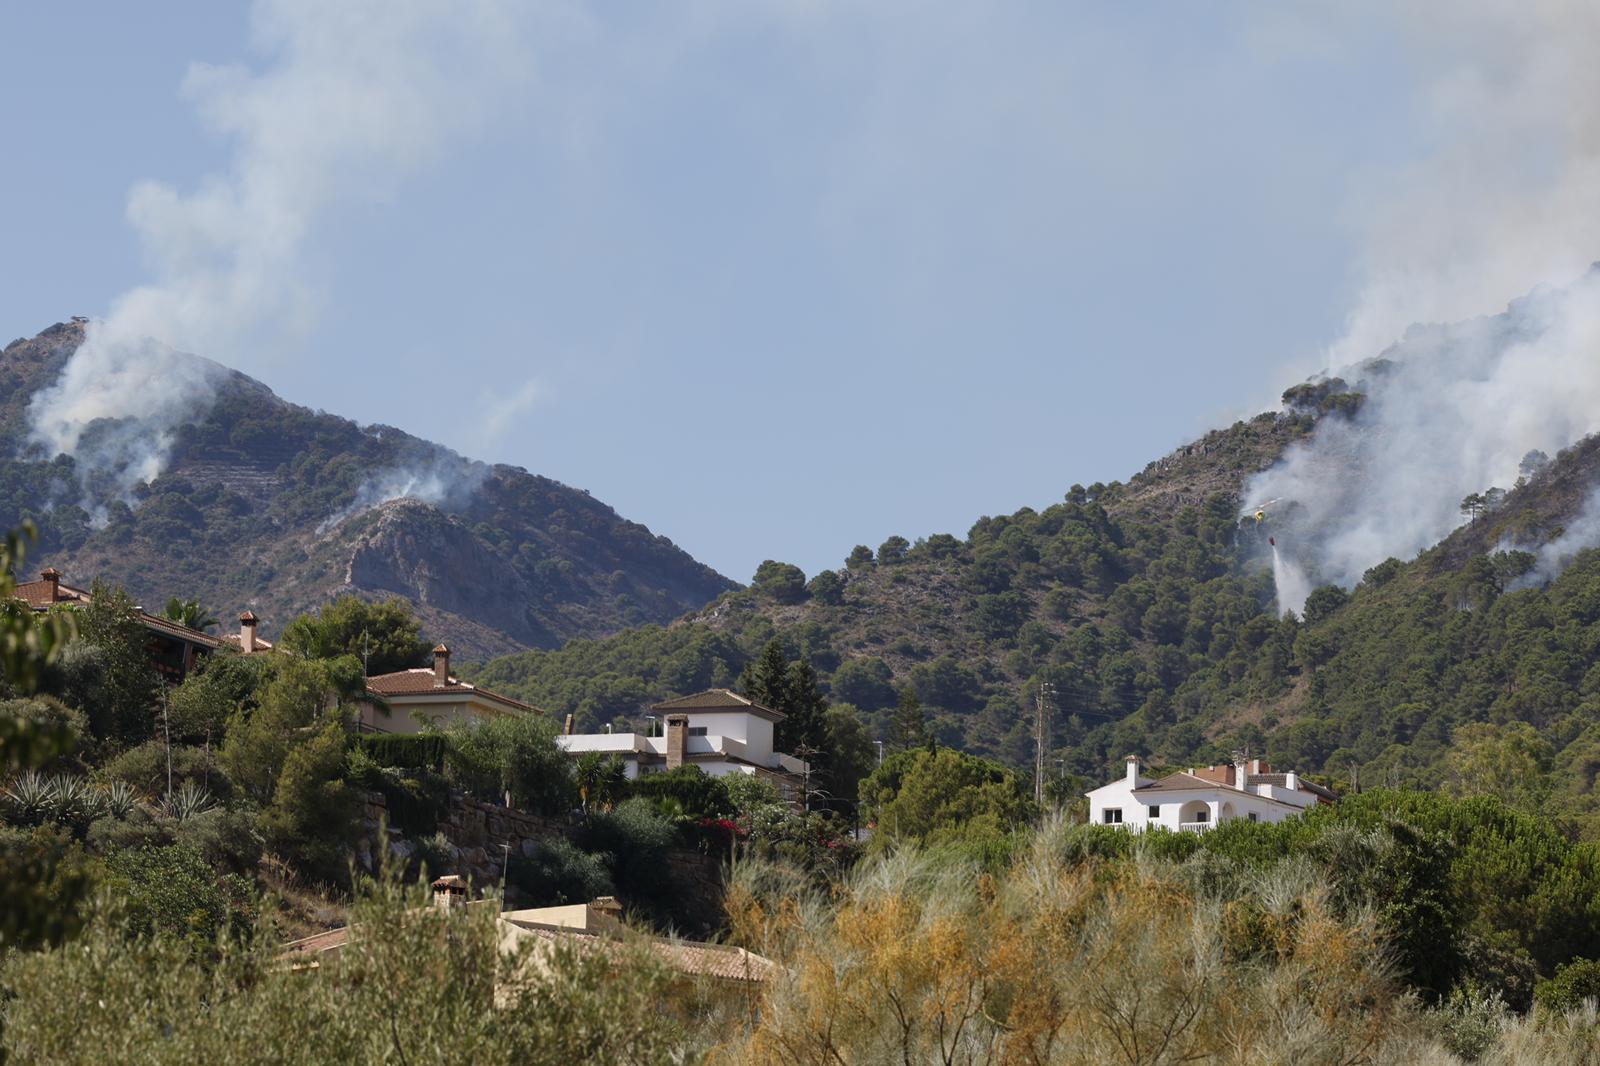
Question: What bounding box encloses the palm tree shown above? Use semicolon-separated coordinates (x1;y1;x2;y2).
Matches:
163;597;218;633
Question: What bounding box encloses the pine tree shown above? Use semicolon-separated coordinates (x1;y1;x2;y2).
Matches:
890;687;930;752
783;657;831;759
740;639;792;712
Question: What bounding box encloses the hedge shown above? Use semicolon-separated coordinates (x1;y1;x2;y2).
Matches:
354;733;447;771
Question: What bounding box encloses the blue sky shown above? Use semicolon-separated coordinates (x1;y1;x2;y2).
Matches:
1;3;1573;582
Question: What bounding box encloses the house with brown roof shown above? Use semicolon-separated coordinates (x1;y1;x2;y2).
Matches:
1087;755;1336;831
555;688;809;798
12;567;222;681
357;644;537;734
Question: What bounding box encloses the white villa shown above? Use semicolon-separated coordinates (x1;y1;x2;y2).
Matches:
556;688;808;798
1086;756;1335;831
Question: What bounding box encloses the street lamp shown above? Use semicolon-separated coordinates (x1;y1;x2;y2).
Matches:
874;739;885;766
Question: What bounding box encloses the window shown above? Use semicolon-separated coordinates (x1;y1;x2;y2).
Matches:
1248;812;1258;823
1102;808;1123;825
1194;808;1209;823
1148;805;1161;818
688;726;708;737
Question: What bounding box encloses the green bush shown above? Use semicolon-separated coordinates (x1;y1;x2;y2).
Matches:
174;806;264;875
1535;958;1600;1015
104;844;252;948
574;798;676;914
507;838;614;906
354;732;446;771
443;714;575;814
85;809;172;855
628;766;733;820
102;740;233;802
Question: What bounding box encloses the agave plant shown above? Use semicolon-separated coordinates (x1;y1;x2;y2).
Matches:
47;774;106;824
159;780;217;823
98;779;140;820
2;770;54;825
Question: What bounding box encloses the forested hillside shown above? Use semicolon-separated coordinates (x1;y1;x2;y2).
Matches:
472;408;1313;757
474;394;1600;836
0;321;734;657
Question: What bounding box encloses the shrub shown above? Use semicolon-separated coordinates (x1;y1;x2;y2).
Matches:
1535;958;1600;1015
101;740;233;802
628;766;733;821
507;838;614;906
574;798;677;914
86;809;172;855
174;806;263;875
444;714;575;814
354;732;446;771
104;844;252;948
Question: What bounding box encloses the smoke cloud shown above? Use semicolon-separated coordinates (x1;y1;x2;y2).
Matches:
317;449;489;534
28;0;531;502
1249;274;1600;614
1247;2;1600;614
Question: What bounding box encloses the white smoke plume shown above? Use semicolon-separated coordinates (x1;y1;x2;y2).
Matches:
1249;274;1600;613
316;450;489;535
28;0;531;502
1247;2;1600;614
1508;485;1600;590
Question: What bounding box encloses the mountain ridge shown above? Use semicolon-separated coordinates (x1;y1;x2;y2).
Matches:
0;320;735;658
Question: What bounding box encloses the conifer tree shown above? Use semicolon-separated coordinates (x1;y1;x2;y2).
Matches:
890;687;930;752
782;657;831;759
739;639;792;712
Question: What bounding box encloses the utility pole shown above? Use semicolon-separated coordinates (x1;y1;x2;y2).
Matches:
1034;682;1056;807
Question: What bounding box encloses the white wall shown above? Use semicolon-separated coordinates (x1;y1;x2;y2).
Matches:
1086;765;1313;832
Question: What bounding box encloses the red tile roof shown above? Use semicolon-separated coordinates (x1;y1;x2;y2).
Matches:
364;668;537;713
12;577;90;609
10;571;221;648
652;688;785;722
137;612;224;649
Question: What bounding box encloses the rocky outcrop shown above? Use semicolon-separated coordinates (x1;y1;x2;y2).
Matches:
342;500;540;648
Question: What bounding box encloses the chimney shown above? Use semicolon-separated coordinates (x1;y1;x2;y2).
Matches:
40;567;60;603
433;644;450;687
238;610;258;653
665;714;689;770
1250;757;1262;775
564;713;574;736
587;896;623;929
1233;755;1249;791
1125;755;1141;784
431;874;467;911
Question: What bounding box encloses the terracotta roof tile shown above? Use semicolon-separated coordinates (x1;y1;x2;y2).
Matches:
652;688;785;721
365;669;537;713
1132;771;1220;793
11;578;90;609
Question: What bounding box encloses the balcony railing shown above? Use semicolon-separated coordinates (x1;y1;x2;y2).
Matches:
1178;820;1211;832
